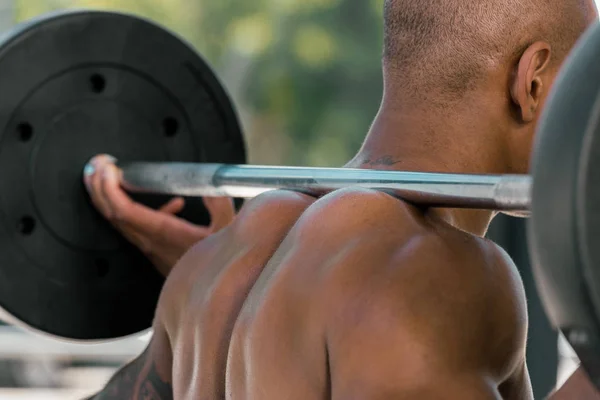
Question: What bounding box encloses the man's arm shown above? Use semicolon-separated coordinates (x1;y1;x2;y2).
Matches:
547;367;600;400
85;342;172;400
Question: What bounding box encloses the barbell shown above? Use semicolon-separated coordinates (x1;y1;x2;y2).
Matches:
119;163;531;209
0;8;599;387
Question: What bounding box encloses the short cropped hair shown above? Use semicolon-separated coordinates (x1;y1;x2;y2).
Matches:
383;0;592;101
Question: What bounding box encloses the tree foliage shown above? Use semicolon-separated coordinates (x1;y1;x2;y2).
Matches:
15;0;384;166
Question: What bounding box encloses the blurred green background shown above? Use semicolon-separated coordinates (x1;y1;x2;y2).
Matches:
15;0;385;167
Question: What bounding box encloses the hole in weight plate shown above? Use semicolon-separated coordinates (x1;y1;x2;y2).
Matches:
17;123;33;142
162;117;179;137
89;74;106;93
95;258;110;278
18;216;35;235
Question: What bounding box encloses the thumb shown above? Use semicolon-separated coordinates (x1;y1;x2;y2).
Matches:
203;197;235;232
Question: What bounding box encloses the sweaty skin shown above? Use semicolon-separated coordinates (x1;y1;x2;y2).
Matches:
90;188;531;399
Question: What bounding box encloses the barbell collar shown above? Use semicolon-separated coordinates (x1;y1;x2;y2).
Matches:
118;162;532;211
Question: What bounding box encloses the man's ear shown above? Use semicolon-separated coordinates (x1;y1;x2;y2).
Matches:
510;41;552;122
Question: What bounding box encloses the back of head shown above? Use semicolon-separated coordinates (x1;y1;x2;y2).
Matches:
383;0;595;104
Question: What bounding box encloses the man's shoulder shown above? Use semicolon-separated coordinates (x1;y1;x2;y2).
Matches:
235;186;424;234
319;213;524;327
225;187;424;252
318;221;507;310
289;187;426;239
233;189;317;230
275;187;511;286
300;193;527;381
290;186;504;271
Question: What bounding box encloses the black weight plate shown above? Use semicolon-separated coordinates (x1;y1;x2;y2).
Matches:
0;10;246;340
529;22;600;385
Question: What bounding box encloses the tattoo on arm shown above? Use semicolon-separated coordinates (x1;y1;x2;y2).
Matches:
138;362;172;400
86;349;173;400
362;156;401;166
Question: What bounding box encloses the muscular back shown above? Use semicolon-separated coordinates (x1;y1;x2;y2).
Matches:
93;188;532;399
227;188;531;399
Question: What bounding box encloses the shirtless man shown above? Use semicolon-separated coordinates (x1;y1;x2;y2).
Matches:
83;1;599;399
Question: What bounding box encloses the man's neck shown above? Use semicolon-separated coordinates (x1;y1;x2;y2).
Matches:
347;105;509;237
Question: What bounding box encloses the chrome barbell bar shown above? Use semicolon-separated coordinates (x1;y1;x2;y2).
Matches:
116;162;532;211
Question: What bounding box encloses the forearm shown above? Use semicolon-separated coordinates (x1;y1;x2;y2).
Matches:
547;367;600;400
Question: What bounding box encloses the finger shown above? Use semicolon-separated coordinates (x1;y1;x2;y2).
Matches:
159;197;185;215
203;197;235;232
84;157;113;218
99;163;200;242
97;162;212;242
99;163;162;232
